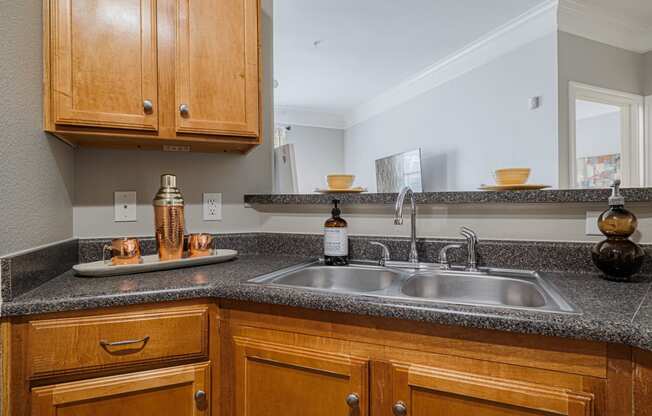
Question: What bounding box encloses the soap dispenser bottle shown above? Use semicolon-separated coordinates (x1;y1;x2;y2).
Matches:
324;199;349;266
591;180;645;281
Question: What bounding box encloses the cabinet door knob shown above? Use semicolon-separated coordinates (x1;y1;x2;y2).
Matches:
392;401;407;416
345;393;360;408
195;390;206;401
143;99;153;113
179;103;190;116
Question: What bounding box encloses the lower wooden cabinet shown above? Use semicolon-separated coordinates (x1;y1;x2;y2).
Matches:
31;363;210;416
389;362;593;416
7;300;652;415
227;331;595;416
232;336;369;416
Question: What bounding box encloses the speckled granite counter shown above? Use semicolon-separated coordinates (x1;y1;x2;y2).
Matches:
244;187;652;205
2;254;652;352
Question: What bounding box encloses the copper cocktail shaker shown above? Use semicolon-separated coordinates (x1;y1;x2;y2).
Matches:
153;174;185;260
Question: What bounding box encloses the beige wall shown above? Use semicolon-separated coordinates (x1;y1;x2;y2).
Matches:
72;17;652;244
0;0;75;256
255;203;652;243
557;31;647;188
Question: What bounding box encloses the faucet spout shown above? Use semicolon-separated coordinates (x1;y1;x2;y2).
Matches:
394;186;418;263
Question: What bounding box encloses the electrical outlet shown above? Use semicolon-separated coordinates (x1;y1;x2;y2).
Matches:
586;211;602;236
114;191;137;222
203;193;222;221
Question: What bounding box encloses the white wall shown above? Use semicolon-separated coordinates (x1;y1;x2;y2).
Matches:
575;112;620;158
0;0;75;256
557;31;647;187
73;3;275;238
285;125;345;193
343;33;559;192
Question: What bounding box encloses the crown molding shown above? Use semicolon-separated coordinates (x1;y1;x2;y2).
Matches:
274;105;347;130
345;0;558;129
558;0;652;54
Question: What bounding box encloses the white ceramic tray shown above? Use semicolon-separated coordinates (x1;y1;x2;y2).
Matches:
73;249;238;277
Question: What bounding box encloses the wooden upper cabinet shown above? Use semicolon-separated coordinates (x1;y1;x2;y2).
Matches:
31;363;210;416
232;336;369;416
44;0;262;153
175;0;260;137
49;0;158;131
389;362;594;416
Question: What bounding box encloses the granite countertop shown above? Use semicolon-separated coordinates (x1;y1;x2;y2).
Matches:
244;187;652;205
2;254;652;352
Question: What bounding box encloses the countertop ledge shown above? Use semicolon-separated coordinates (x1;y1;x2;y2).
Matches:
244;187;652;205
2;254;652;352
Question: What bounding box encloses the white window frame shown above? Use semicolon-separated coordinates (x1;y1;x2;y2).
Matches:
568;81;645;188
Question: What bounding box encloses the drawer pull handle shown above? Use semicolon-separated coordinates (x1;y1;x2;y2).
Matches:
99;336;150;348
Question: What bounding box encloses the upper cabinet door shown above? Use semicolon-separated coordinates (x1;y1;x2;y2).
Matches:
176;0;260;137
50;0;158;130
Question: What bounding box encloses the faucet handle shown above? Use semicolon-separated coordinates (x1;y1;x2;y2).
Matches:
460;226;479;242
438;244;462;269
369;241;391;266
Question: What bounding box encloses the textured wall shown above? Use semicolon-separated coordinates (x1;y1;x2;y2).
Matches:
0;0;75;256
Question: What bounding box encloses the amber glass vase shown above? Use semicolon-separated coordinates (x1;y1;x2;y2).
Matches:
591;206;645;281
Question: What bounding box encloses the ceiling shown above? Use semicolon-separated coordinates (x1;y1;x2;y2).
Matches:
273;0;548;117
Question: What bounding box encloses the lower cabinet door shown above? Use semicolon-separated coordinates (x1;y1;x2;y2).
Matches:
233;336;369;416
31;363;210;416
389;362;594;416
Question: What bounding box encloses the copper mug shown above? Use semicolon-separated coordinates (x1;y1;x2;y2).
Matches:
103;238;142;265
188;234;214;258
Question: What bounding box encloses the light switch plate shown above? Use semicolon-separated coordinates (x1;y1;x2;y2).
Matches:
585;211;602;236
114;191;137;222
203;193;222;221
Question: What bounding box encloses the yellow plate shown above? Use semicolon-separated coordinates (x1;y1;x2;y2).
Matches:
479;184;550;191
315;187;367;193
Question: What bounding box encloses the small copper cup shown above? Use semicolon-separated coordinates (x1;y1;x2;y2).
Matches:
188;233;214;258
103;238;142;265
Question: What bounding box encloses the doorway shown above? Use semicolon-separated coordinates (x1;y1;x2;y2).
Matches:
568;82;645;188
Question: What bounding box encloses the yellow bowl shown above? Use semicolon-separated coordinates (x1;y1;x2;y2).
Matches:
494;168;531;185
327;174;355;190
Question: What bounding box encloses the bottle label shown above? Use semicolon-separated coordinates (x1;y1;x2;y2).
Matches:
324;228;348;256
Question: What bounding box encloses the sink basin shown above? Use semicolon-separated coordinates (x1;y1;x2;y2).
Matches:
260;264;403;292
249;261;576;313
401;270;547;308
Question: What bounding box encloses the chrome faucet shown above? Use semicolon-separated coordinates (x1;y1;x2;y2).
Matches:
369;241;391;266
460;226;479;271
394;186;418;263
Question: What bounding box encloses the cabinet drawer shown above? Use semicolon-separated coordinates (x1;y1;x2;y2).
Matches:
27;305;209;379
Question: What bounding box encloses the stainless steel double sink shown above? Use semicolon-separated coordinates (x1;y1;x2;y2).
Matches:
249;261;576;313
